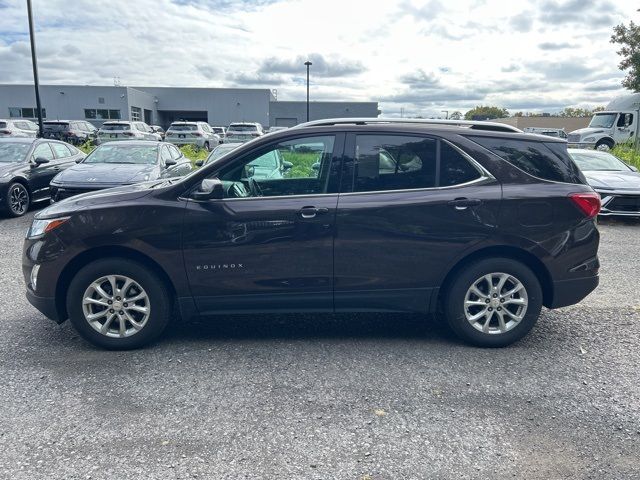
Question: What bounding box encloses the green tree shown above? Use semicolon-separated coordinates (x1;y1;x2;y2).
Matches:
449;111;463;120
464;105;509;120
557;107;607;117
611;20;640;91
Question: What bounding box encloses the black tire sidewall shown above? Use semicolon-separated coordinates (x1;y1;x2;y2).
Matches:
445;258;543;347
5;182;29;217
66;258;172;349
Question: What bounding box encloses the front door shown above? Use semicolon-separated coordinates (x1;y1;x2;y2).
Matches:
182;133;344;314
28;142;57;201
333;133;501;313
613;112;636;144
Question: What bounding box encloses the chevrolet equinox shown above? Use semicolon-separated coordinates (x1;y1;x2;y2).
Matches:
23;119;601;349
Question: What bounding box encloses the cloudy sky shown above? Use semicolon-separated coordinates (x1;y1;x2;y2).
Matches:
0;0;635;117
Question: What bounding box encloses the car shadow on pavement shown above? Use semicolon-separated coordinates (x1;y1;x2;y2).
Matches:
163;313;457;344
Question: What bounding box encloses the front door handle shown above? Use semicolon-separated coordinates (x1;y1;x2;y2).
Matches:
448;198;482;210
297;206;329;219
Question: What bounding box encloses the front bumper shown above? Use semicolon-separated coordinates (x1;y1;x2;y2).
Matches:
598;192;640;217
25;289;64;323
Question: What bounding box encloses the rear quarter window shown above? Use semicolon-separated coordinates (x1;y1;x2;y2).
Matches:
466;136;583;184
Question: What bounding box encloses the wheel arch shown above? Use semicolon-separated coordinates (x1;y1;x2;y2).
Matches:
55;245;178;321
595;137;615;147
438;245;553;308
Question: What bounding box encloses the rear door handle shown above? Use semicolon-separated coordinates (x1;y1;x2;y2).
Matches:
297;206;329;219
448;198;482;210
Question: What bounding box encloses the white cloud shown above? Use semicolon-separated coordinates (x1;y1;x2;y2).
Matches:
0;0;636;117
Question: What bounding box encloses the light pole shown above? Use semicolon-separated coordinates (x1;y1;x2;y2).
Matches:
441;110;449;119
304;61;312;122
27;0;44;137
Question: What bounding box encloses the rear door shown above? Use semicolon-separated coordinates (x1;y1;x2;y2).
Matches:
333;133;502;313
182;133;344;314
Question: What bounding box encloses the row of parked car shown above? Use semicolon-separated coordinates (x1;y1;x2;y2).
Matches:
0;118;279;151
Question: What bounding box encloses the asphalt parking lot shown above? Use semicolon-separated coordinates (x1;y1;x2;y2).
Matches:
0;210;639;479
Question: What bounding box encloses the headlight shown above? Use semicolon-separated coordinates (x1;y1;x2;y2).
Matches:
27;216;70;239
584;137;595;142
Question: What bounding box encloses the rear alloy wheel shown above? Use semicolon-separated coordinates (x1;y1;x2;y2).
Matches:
444;258;542;347
67;258;172;349
6;182;30;217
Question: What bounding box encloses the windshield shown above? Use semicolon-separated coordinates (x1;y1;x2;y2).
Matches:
169;124;198;131
588;113;617;129
205;145;238;164
569;151;629;171
101;123;131;131
84;144;159;164
228;124;258;132
0;143;30;162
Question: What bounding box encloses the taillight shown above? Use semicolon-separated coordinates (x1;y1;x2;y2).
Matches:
0;129;10;134
569;192;600;218
251;132;259;136
122;131;135;136
191;132;202;137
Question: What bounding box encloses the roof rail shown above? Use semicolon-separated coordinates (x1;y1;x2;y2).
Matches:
292;117;523;133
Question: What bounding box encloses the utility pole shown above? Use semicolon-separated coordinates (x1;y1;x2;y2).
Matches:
27;0;44;137
441;110;449;119
304;61;312;122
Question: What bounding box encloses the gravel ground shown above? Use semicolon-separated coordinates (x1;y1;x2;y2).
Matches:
0;210;639;479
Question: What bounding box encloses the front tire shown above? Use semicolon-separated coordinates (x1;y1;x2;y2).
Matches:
595;139;614;151
444;258;542;347
4;182;30;217
66;258;172;349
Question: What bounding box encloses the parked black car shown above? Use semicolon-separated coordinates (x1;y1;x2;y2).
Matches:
0;138;85;217
50;141;194;201
568;148;640;217
43;120;98;145
23;120;600;349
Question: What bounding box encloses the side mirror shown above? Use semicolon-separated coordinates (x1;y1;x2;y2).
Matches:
33;156;50;166
282;160;293;170
165;158;177;167
246;165;256;178
192;178;224;201
311;162;320;171
75;157;84;163
195;160;204;167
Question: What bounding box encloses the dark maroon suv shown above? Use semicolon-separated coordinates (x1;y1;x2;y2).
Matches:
23;119;600;349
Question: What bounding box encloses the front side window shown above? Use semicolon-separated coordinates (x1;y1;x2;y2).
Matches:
214;135;335;198
32;143;55;161
160;146;173;163
617;113;634;127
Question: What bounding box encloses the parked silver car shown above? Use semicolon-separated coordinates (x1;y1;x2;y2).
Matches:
210;126;226;141
0;119;40;138
165;121;220;151
226;122;264;143
97;121;161;144
204;142;243;165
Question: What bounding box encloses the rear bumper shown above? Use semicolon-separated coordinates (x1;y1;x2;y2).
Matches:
167;138;206;147
549;275;599;309
26;289;64;324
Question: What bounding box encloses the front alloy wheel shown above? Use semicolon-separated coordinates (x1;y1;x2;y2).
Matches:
82;275;151;338
7;183;29;217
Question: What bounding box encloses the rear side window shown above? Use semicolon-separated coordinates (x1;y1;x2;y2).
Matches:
352;135;481;193
467;136;582;184
51;143;73;158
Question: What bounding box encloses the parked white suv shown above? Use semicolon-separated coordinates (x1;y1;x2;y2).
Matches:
97;121;161;144
0;119;40;138
165;121;220;150
226;122;264;143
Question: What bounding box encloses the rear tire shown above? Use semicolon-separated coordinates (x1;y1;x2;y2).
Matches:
444;258;542;347
66;258;172;349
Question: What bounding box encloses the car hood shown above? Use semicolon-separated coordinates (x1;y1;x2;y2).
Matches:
570;127;608;137
53;162;159;185
584;170;640;191
36;180;166;218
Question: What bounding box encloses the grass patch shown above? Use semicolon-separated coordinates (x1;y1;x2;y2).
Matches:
611;142;640;170
281;150;321;178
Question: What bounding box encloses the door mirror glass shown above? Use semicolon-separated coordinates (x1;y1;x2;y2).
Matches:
192;178;224;201
282;160;293;170
33;156;50;165
195;160;204;167
165;158;177;167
